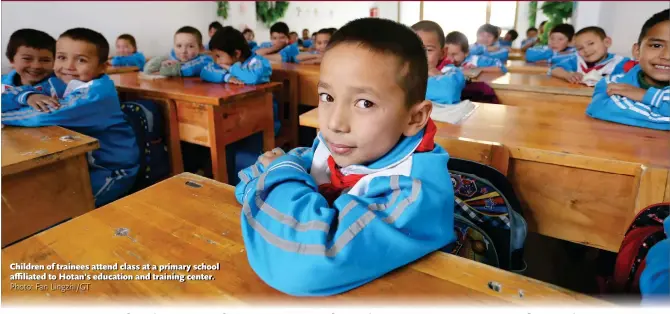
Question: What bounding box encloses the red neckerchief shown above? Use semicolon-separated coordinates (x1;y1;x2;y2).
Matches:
437;58;452;71
623;60;639;73
318;119;437;204
580;62;608;73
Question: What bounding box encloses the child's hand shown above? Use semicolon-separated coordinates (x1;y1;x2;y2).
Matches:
607;83;647;102
566;72;584;84
428;68;442;77
161;60;178;67
229;77;244;85
27;94;60;112
462;63;476;70
258;148;285;167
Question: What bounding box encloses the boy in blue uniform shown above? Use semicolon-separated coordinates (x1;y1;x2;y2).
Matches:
291;28;336;65
411;21;466;104
253;22;299;63
243;28;257;51
2;29;56;103
551;27;630;85
469;23;509;63
521;27;538;52
301;28;312;48
235;18;456;296
444;31;508;74
2;28;139;207
526;23;576;65
498;30;518;48
146;26;212;77
110;34;145;69
586;9;669;131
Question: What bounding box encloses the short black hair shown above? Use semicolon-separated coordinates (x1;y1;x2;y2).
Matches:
477;24;499;37
175;26;204;47
312;32;317;37
576;26;607;39
526;27;538;34
506;30;519;41
242;28;254;35
317;28;335;37
411;20;445;48
6;29;56;62
59;28;109;65
270;22;289;36
638;9;669;45
327;28;338;33
326;18;427;108
289;31;298;36
445;31;469;53
209;21;224;31
550;23;576;41
209;26;251;61
116;34;137;52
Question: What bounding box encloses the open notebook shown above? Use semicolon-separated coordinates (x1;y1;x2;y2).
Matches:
430;100;478;124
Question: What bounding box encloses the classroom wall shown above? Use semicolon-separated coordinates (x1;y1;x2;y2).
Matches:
596;1;668;57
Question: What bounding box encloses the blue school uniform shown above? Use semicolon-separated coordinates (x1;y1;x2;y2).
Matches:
640;217;670;302
252;42;300;63
469;43;510;63
525;46;576;64
110;52;146;69
550;53;629;76
169;50;213;77
498;39;513;48
2;75;140;207
460;55;508;73
426;66;466;105
248;41;258;51
521;37;538;47
302;39;313;48
1;71;57;105
235;122;456;296
586;65;669;131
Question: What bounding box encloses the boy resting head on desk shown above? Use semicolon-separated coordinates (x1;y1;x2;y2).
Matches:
234;17;456;296
469;23;510;63
253;22;300;64
586;9;669;131
143;26;213;77
525;23;576;65
110;34;145;69
1;27;140;207
2;29;55;91
550;26;630;85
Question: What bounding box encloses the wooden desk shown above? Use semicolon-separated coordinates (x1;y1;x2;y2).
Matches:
506;60;549;75
1;126;99;247
476;72;593;113
106;66;139;74
299;105;670;252
1;173;604;304
271;62;321;107
110;72;280;183
508;51;524;61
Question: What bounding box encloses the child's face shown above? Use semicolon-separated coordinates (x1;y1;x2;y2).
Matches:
575;32;610;63
289;33;299;43
314;33;331;54
445;44;467;66
54;37;105;83
212;49;239;67
477;32;496;46
208;27;217;38
244;31;254;42
549;32;570;51
11;46;54;85
634;20;670;83
271;32;289;47
302;29;309;39
503;33;513;41
115;39;135;57
317;43;415;167
415;30;444;69
527;30;538;39
174;33;201;62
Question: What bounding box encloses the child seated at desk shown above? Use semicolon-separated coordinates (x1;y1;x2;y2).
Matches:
207;21;224;48
290;28;335;65
444;31;508;74
521;27;539;52
2;29;55;96
469;23;509;63
235;18;456;296
143;26;213;77
550;27;630;85
109;34;145;69
586;9;669;131
253;22;300;64
1;28;139;207
301;28;313;48
526;23;576;65
243;28;257;51
411;21;466;104
498;29;518;48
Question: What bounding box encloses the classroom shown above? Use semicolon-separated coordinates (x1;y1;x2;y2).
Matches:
1;0;668;309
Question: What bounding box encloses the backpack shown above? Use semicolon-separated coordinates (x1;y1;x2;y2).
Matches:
120;100;170;192
602;203;669;294
442;158;527;272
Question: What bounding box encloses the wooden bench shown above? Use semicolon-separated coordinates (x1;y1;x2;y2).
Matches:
1;173;605;304
1;126;98;247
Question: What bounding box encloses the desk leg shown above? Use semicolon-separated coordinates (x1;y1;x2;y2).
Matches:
163;99;185;175
262;92;276;152
208;106;229;183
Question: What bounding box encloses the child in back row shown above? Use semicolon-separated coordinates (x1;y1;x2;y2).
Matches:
2;28;139;207
520;27;538;51
235;17;455;296
470;24;509;63
586;9;669;131
445;31;508;74
243;28;257;50
550;27;630;85
498;30;518;48
290;28;336;65
110;34;145;69
525;23;576;64
411;21;465;105
2;29;55;94
206;21;224;50
143;26;213;77
253;22;300;63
